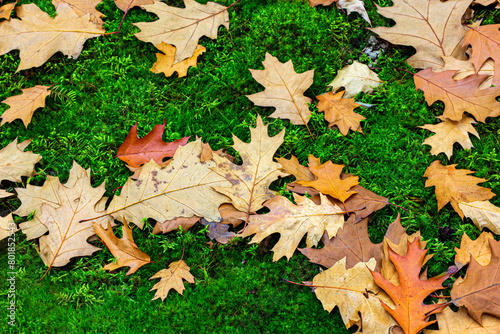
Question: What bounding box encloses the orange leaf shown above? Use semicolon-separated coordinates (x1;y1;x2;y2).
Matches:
1;85;50;128
371;239;456;334
464;24;500;87
316;91;364;136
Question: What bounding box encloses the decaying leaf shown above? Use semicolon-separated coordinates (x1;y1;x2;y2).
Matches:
152;216;201;235
455;231;493;269
134;0;229;63
107;140;232;228
201;218;236;244
372;239;456;334
116;121;189;169
451;238;500;324
0;214;17;241
458;200;500;234
114;0;154;12
211;116;289;216
464;24;500;87
424;305;500;333
328;61;383;98
0;138;41;183
1;85;51;127
150;43;206;78
316;91;364;135
241;193;344;261
336;0;371;25
371;0;472;69
414;68;500;122
313;257;399;333
0;3;105;71
150;260;195;301
424;161;495;217
93;221;151;275
246;53;314;130
420;116;479;159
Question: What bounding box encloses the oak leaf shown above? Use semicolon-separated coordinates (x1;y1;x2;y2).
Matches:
0;0;17;20
211;116;289;216
201;218;236;244
300;215;405;271
436;56;494;90
336;0;371;25
276;155;315;182
313;258;399;333
371;239;456;334
309;0;335;7
0;138;41;183
246;53;314;131
114;0;154;12
134;0;229;63
458;200;500;234
451;238;500;324
420;116;479;159
151;43;205;78
152;216;201;235
52;0;103;21
107;140;232;228
371;0;472;69
424;305;500;333
0;3;104;71
150;260;195;301
328;61;382;98
424;161;495;217
240;193;344;261
414;68;500;122
455;231;493;269
316;91;364;135
0;213;17;241
297;161;359;203
93;221;151;275
464;24;500;87
1;85;51;127
116;121;189;168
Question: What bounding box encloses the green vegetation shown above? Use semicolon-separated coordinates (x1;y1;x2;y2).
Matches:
1;0;500;333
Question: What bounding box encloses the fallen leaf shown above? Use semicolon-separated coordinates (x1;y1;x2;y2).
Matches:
134;0;229;63
328;61;383;98
0;190;13;198
152;216;201;235
313;258;399;333
107;140;232;228
297;161;359;203
300;215;405;271
246;53;314;131
0;213;16;241
276;155;315;182
150;260;195;301
458;200;500;234
436;56;494;90
424;161;495;217
424;305;500;333
93;220;151;275
211;115;289;216
201;218;236;244
414;68;500;122
420;116;479;159
0;0;17;20
464;24;500;87
371;0;472;69
218;203;246;227
316;91;364;135
1;85;51;127
336;0;371;25
451;238;500;324
455;231;493;269
0;138;41;183
52;0;103;21
150;43;206;78
116;121;189;168
0;3;104;71
372;239;456;334
114;0;154;12
309;0;335;7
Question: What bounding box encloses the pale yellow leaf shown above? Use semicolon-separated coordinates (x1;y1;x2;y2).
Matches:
1;85;50;127
328;61;382;98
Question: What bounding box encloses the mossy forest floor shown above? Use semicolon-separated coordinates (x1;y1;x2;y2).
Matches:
1;0;500;333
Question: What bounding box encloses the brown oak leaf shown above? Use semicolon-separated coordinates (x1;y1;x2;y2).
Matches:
464;24;500;87
276;155;315;182
150;260;195;301
316;91;364;135
93;220;151;275
1;85;50;127
455;231;493;269
201;218;236;244
150;43;206;78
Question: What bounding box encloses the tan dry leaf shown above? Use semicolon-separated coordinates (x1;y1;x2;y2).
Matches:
336;0;371;25
464;24;500;87
437;57;494;90
107;139;232;228
458;200;500;234
211;116;288;216
455;231;493;269
150;260;195;301
0;138;41;183
0;189;13;198
150;43;206;78
309;0;335;6
114;0;154;12
371;0;472;69
424;161;495;217
0;0;17;20
1;85;50;127
52;0;103;20
313;258;399;333
420;116;479;159
316;91;364;135
240;193;344;261
0;3;104;72
0;213;17;241
134;0;229;63
276;155;315;182
218;203;246;227
246;53;314;129
152;216;200;235
424;305;500;333
94;221;151;275
328;61;382;98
